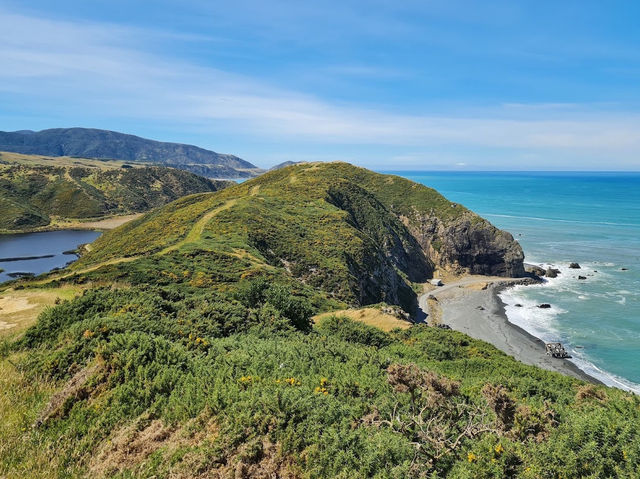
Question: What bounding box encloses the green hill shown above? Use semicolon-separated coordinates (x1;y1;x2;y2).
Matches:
71;162;523;314
2;162;638;478
0;152;232;232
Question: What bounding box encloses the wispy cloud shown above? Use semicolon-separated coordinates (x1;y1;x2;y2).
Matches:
1;6;640;169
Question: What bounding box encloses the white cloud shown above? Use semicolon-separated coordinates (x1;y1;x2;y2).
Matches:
1;7;640;169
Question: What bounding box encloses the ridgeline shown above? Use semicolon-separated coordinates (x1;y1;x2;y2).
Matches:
0;128;261;178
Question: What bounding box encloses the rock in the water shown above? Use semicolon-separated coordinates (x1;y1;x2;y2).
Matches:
578;275;587;280
621;267;628;271
546;268;560;278
515;303;523;307
525;264;546;277
569;262;581;269
538;303;552;309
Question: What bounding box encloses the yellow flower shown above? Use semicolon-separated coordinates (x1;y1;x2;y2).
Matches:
494;443;504;455
467;452;477;463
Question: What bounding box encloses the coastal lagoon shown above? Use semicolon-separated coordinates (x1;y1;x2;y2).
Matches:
393;171;640;393
0;230;101;283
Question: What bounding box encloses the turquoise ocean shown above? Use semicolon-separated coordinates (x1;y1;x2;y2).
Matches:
388;171;640;393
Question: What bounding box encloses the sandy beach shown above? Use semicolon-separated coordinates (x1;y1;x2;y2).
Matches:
419;276;599;383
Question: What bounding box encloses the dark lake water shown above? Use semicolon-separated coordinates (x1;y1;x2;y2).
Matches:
0;230;101;283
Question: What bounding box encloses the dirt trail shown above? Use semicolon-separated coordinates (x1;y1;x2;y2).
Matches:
160;199;238;255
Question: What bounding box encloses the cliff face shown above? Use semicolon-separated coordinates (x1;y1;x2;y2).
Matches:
400;211;525;277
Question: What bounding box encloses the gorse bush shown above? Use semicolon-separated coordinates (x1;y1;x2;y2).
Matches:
3;276;640;478
1;164;638;477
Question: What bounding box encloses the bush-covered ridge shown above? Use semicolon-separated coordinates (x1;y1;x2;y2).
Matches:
73;162;523;313
0;155;232;231
2;280;639;478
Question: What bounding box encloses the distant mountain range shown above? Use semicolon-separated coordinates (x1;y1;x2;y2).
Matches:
0;128;261;178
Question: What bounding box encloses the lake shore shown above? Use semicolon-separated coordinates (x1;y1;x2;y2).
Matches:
0;213;142;235
419;275;600;384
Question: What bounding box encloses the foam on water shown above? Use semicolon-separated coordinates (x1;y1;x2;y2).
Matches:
499;264;640;394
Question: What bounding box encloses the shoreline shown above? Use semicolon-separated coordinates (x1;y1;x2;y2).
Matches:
420;276;601;384
0;213;142;235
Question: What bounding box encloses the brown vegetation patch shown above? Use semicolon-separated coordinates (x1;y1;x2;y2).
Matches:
34;363;101;428
89;414;219;477
212;439;300;479
313;307;411;332
576;384;608;403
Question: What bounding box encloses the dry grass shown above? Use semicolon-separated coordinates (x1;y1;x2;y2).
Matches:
0;286;81;338
49;213;143;232
0;151;132;169
313;307;411;332
0;354;60;478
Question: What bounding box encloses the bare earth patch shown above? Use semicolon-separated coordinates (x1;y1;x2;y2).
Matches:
53;213;143;232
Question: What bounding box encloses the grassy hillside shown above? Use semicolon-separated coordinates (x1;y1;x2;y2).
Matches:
71;163;521;313
1;162;638;477
0;152;232;232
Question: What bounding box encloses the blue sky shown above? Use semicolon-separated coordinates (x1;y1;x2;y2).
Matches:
1;1;640;170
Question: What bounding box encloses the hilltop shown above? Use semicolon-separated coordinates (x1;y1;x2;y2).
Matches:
0;151;232;232
73;162;524;314
0;128;261;178
2;162;638;478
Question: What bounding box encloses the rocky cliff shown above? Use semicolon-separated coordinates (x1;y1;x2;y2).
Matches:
400;211;525;277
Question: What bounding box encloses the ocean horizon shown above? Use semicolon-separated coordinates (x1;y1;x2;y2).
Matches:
387;170;640;393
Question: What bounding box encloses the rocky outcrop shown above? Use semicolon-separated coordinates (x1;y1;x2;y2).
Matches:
402;212;525;278
525;264;546;277
546;268;560;278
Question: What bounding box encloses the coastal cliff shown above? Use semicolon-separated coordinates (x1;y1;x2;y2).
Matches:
405;212;525;277
74;162;525;314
